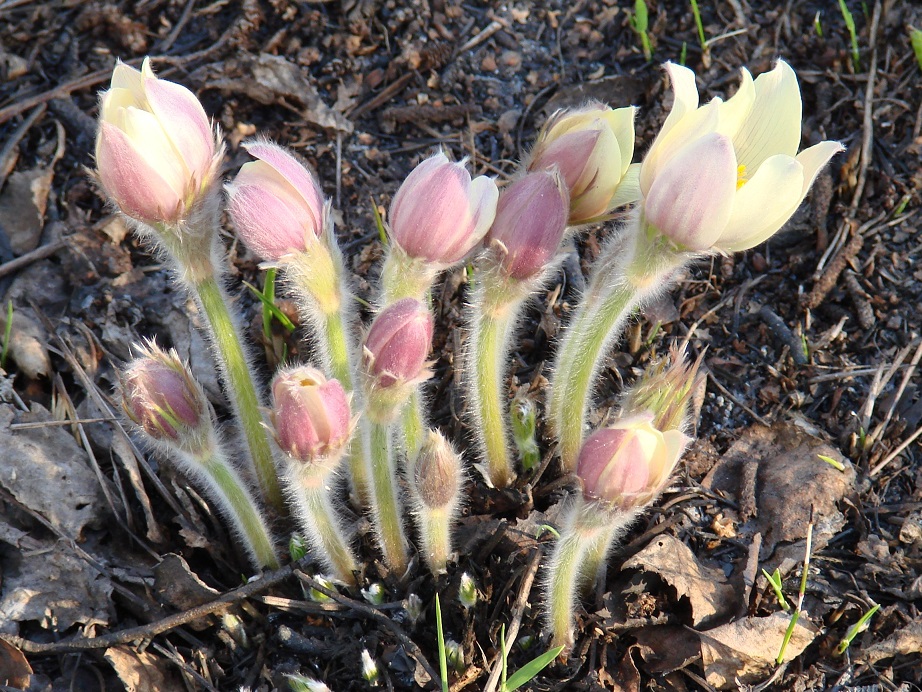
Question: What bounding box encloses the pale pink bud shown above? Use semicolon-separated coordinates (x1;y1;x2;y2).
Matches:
413;431;463;509
95;58;217;225
576;417;689;511
390;153;499;265
528;103;638;224
227;141;326;262
271;366;352;462
121;343;208;448
363;298;434;389
486;171;569;281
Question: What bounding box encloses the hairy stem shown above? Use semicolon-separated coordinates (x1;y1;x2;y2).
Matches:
286;464;359;584
194;276;284;511
367;419;409;574
200;453;280;570
417;506;452;575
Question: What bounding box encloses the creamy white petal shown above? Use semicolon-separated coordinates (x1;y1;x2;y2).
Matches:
608;162;642;209
640;101;719;195
118;107;187;195
732;60;803;172
717;154;805;252
468;174;500;239
716;68;755;141
796;140;845;193
601;105;637;176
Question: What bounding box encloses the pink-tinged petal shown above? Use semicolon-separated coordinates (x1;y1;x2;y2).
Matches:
732;60;802;172
717;155;805;252
644;133;737;251
228;180;315;261
534;128;606;197
96;121;183;223
640;100;720;195
144;76;214;180
364;299;433;388
244;141;326;219
660;63;701;137
487;171;569;280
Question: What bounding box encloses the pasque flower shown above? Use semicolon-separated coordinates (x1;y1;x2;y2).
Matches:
227;141;326;262
640;60;842;253
528;103;639;224
576;416;689;511
271;366;352;462
95;58;219;225
363;298;434;391
389;152;498;266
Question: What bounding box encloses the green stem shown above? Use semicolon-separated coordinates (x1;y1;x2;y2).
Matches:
201;456;280;570
194;276;284;511
418;507;451;575
468;279;524;488
546;497;609;652
288;465;359;585
323;309;353;388
401;391;425;462
367;419;409;574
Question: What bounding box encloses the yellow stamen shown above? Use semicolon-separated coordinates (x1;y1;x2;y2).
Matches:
736;164;748;190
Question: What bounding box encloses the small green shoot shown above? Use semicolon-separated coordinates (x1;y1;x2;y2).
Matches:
689;0;707;52
262;268;277;339
894;193;911;216
818;454;846;472
761;568;791;611
814;11;824;38
836;603;880;654
244;280;296;333
911;28;922;72
501;644;565;692
510;395;541;473
857;425;867;451
679;41;688;66
1;300;12;370
536;524;560;539
777;516;813;664
435;594;449;692
500;623;508;690
629;0;653;61
370;196;388;246
289;533;308;561
837;0;860;70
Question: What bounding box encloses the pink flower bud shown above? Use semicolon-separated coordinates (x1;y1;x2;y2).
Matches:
486;171;569;281
271;366;352;462
363;298;434;389
528;103;638;224
95;58;217;225
121;343;208;449
576;417;689;511
227;141;326;262
390;153;499;265
413;431;463;509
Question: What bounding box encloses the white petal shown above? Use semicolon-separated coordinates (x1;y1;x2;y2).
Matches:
732;60;803;172
468;174;500;240
602;105;637;176
640;101;719;195
661;63;700;136
716;68;755;141
607;163;641;209
796;140;844;194
110;60;144;94
717;154;805;252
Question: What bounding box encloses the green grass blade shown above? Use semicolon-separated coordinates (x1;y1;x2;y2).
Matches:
262;268;278;339
243;280;296;333
911;28;922;71
502;645;564;691
435;594;449;692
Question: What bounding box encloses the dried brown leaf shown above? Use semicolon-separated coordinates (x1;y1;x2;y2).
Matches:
104;646;183;692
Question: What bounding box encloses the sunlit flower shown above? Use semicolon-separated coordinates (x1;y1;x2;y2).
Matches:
528;103;639;224
95;58;218;225
640;60;842;253
271;366;352;462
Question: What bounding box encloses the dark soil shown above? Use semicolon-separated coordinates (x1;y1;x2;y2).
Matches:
0;0;920;690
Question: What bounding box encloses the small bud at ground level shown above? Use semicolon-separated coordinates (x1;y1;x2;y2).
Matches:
413;430;463;509
458;572;478;609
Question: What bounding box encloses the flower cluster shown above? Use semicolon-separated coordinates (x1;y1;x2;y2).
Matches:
95;57;839;664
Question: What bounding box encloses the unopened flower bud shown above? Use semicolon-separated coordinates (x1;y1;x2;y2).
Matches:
402;593;424;626
576;416;689;511
528;103;638;224
361;582;387;606
390;152;499;265
271;365;352;462
486;171;569;281
363;298;433;389
307;575;337;603
458;572;478;609
445;639;465;672
286;674;331;692
227;141;326;262
95;58;219;226
412;431;463;509
121;342;209;452
360;650;380;686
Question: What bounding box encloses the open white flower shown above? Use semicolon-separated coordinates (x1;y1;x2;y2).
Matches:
640;60;843;253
